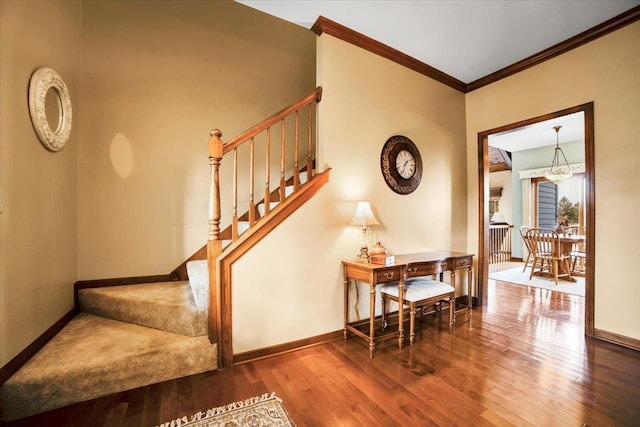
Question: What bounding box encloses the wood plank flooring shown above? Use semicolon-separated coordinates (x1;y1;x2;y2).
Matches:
4;280;640;426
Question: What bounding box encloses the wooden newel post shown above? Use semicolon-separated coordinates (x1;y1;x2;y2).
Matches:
208;128;224;345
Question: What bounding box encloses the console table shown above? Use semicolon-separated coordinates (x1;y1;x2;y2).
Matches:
342;251;474;357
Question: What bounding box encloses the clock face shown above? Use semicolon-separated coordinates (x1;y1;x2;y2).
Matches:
395;149;416;179
380;135;422;195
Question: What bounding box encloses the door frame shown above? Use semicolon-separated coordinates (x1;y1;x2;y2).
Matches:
477;102;595;337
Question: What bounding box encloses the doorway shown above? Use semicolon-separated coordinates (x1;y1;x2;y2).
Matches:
477;102;595;337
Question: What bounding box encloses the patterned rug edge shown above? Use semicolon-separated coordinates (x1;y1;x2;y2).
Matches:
156;392;295;427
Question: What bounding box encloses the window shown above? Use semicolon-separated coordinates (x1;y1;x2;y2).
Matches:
533;178;557;229
532;173;585;229
556;173;585;227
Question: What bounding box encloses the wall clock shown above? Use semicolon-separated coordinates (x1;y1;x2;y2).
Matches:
380;135;423;195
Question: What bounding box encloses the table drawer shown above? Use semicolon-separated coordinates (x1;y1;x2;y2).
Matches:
373;267;402;283
455;256;473;269
406;262;444;277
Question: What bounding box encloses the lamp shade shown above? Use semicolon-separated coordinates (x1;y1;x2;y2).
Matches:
350;201;380;227
490;211;506;223
544;169;573;183
544;126;573;183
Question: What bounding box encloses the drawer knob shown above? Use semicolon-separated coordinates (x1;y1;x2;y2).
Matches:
384;272;395;279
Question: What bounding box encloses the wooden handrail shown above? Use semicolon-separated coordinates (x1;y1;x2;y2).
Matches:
207;87;325;362
221;87;322;154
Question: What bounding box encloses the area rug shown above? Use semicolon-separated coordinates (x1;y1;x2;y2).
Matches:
156;392;295;427
490;267;585;297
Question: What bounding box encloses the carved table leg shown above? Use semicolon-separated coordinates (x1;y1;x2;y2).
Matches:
449;297;456;330
409;303;415;345
451;268;457;312
369;284;376;357
467;266;473;320
397;276;405;348
343;276;349;339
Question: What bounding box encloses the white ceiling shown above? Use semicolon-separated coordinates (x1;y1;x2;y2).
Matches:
236;0;639;83
489;112;584;152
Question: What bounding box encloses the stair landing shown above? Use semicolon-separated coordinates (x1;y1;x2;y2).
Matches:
0;313;217;422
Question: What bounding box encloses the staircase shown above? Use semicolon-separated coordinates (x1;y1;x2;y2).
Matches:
0;87;327;422
0;277;216;422
0;173;312;422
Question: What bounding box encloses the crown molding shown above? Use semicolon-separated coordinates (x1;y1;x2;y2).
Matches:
311;16;467;93
466;5;640;92
312;5;640;94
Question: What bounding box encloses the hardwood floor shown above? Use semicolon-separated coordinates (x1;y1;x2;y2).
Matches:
4;280;640;426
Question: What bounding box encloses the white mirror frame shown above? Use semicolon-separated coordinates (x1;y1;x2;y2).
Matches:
28;67;72;152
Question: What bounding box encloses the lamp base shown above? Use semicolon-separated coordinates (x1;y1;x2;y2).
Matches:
355;246;371;263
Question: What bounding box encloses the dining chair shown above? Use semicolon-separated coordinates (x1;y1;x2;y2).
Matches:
565;226;587;273
380;277;455;345
519;225;533;272
526;228;573;285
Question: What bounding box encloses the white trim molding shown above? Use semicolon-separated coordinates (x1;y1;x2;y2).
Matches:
518;162;585;180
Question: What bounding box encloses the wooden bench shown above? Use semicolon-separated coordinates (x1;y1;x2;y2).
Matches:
381;277;456;345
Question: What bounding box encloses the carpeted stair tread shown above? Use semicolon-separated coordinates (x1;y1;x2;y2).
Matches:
78;280;207;336
0;313;217;421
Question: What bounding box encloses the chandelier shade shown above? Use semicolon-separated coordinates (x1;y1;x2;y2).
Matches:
544;126;573;183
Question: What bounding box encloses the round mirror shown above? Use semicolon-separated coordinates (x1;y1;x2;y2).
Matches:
44;87;62;133
28;67;73;152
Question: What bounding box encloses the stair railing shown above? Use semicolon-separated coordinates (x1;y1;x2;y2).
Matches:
207;87;324;366
489;223;513;269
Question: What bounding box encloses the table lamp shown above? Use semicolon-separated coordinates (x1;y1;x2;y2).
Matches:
490;211;507;224
350;201;380;262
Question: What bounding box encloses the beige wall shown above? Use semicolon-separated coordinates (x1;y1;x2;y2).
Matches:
232;34;467;353
0;0;82;365
77;0;316;279
466;22;640;340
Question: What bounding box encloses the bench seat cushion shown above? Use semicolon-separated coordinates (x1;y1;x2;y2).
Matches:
381;278;454;302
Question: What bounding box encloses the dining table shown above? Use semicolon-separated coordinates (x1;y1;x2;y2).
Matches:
559;234;586;255
533;233;586;282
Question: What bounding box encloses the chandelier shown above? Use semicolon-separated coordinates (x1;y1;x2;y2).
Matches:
544;125;573;183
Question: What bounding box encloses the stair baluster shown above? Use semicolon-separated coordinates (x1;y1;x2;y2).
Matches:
307;103;314;183
264;127;271;216
294;110;300;191
232;147;239;241
249;137;256;226
279;118;286;202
